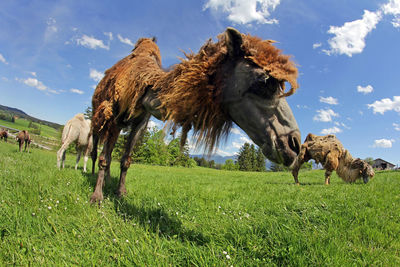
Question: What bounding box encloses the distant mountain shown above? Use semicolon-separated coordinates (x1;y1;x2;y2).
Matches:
0;104;62;129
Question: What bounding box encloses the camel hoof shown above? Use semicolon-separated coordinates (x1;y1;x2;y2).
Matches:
90;192;103;203
295;182;300;186
116;188;127;198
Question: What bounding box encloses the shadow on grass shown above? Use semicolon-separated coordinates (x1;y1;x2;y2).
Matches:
82;172;210;246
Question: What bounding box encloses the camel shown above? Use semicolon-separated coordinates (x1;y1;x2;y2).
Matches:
89;27;301;202
57;113;93;172
16;130;31;152
291;133;375;185
0;129;8;142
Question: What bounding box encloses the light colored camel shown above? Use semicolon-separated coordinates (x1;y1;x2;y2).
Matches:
292;133;375;185
57;113;93;172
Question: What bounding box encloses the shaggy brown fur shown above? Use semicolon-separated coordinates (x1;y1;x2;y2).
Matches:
91;33;298;153
292;134;375;184
0;129;8;142
16;130;31;152
89;28;300;202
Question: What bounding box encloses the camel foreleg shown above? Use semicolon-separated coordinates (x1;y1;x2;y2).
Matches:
91;134;99;175
90;128;120;203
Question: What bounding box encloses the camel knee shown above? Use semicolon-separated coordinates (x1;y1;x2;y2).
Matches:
98;155;108;170
120;156;131;171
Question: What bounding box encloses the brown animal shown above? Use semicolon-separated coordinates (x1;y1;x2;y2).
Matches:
16;130;31;152
90;27;301;202
291;133;375;185
0;129;8;142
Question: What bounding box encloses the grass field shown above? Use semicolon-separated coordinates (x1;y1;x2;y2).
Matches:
0;118;60;139
1;141;399;266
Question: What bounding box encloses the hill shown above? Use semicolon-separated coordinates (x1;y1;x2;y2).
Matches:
0;104;62;129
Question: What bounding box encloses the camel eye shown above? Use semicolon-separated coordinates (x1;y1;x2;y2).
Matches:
248;74;279;99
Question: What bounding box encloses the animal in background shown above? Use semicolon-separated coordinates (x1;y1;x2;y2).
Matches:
291;133;375;185
0;129;8;142
89;27;301;202
16;130;31;152
57;113;93;172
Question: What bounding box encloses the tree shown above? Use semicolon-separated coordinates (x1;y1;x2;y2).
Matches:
84;106;92;120
255;147;266;172
237;143;256;171
222;159;237;171
364;157;374;166
270;162;290;172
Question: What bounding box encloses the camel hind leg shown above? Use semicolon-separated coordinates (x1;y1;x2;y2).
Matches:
75;146;82;170
57;140;72;169
117;113;150;197
83;144;90;173
91;134;99;175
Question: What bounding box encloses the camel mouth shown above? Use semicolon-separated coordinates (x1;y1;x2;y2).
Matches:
262;136;298;167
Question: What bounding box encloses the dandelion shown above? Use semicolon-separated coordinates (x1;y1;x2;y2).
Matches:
226;255;231;260
223;251;227;255
32;212;36;216
56;200;59;204
113;239;117;243
157;202;160;206
76;197;79;201
147;220;151;224
176;212;179;215
126;239;129;243
48;206;52;210
218;206;221;209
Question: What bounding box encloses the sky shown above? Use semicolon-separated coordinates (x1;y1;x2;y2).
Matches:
1;0;400;166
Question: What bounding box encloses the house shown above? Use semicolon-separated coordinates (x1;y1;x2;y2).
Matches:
372;158;395;170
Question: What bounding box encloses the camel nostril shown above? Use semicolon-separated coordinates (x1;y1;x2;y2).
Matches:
289;135;300;155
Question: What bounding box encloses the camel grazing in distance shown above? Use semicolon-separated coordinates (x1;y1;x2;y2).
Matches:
89;27;301;202
0;129;8;142
57;113;93;172
291;133;375;185
16;130;31;152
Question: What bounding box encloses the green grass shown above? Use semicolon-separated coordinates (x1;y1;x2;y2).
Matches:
1;141;399;266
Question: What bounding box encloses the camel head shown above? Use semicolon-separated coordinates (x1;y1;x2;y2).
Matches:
352;158;375;183
221;28;301;166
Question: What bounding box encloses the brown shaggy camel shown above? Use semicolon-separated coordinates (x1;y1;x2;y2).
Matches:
291;133;375;185
16;130;31;152
57;113;93;172
90;27;301;202
0;129;8;142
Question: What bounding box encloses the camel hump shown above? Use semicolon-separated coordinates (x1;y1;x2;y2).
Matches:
74;113;85;121
304;133;316;142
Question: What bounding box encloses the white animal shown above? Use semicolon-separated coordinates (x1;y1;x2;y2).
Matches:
57;113;93;172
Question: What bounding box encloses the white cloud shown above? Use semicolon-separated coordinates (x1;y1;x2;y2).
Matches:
76;34;109;50
232;141;242;149
18;77;57;94
319;96;338;105
117;34;134;47
313;109;339;122
373;138;394;148
0;53;8;64
90;68;104;82
204;0;280;25
230;128;241;135
296;104;310;109
323;10;382;57
393;123;400;131
23;77;47;91
357;84;373;94
104;32;113;40
2;77;9;82
240;135;253;144
217;148;235;156
321;126;342;135
30;72;37;77
381;0;400;27
312;43;322;49
368;96;400;114
70;88;84;95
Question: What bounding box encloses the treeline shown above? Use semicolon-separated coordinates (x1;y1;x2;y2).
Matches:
112;127;196;167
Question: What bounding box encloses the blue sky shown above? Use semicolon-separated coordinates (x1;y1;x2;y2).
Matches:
1;0;399;166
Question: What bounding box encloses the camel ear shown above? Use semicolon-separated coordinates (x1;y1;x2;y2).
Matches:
225;27;243;58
